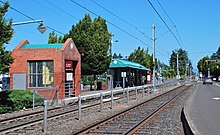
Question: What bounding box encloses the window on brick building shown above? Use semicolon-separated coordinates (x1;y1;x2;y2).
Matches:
28;61;54;88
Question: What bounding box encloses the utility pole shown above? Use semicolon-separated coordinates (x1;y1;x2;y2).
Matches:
177;52;180;79
110;34;113;58
208;68;210;77
190;65;192;80
152;24;156;90
185;63;187;79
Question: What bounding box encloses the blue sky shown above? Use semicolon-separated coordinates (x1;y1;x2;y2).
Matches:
3;0;220;70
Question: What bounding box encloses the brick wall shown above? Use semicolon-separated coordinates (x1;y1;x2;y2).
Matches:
10;38;81;100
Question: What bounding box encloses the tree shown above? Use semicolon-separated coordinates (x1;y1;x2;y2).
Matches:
113;53;117;59
48;31;63;43
65;14;111;90
112;53;123;59
161;68;175;79
197;47;220;77
58;36;63;43
128;46;152;69
0;2;14;73
197;56;209;76
169;48;189;77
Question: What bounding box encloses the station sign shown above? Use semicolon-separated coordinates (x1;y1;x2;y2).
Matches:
66;73;73;81
65;61;73;71
121;72;126;77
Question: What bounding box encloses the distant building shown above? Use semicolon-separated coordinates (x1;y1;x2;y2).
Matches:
9;38;81;101
108;59;151;89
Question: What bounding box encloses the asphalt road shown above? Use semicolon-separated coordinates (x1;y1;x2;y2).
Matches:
187;83;220;135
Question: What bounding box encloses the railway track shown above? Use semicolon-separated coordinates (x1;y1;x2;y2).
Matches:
0;97;116;134
0;82;180;134
0;86;152;134
73;84;192;135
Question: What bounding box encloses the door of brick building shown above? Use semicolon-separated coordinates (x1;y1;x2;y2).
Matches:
13;74;26;90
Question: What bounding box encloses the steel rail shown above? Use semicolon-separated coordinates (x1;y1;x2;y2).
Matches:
124;84;191;135
0;87;147;134
72;84;187;134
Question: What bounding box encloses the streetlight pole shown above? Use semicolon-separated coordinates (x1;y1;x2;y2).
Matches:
152;24;156;91
12;20;43;26
110;34;119;58
12;20;47;34
110;35;113;58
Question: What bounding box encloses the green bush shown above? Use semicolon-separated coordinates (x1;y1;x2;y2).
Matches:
179;77;184;80
0;90;44;114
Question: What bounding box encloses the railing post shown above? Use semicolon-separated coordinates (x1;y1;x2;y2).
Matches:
43;100;48;133
100;91;103;112
127;87;129;103
32;90;35;110
135;86;138;100
69;83;71;98
111;89;113;109
78;95;81;120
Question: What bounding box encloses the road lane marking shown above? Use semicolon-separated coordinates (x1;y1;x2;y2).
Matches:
212;97;220;100
215;83;220;87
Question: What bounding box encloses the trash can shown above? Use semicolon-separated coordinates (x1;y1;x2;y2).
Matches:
97;82;102;90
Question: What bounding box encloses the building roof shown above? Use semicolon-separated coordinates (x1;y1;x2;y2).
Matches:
21;43;63;50
109;59;150;71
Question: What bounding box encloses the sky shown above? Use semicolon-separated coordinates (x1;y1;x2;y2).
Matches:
2;0;220;71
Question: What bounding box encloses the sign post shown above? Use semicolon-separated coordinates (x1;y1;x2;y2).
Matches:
121;72;126;102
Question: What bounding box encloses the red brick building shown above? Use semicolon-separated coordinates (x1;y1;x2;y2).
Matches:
9;38;81;101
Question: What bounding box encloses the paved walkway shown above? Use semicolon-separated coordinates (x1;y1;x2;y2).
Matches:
184;83;220;135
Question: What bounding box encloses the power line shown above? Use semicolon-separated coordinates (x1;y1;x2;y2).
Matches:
70;0;170;59
90;0;171;57
43;0;80;21
147;0;184;49
0;0;65;35
90;0;152;41
70;0;168;58
70;0;145;44
188;51;214;55
33;0;73;23
156;0;185;49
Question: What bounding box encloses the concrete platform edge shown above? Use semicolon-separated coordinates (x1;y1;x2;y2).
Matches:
183;84;200;135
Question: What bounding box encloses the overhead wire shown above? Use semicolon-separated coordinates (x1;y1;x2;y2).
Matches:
0;0;65;35
43;0;80;21
90;0;171;57
70;0;170;59
70;0;150;47
147;0;184;49
156;0;185;49
33;0;73;23
90;0;152;41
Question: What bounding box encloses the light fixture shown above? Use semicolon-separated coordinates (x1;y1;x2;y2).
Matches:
37;23;47;34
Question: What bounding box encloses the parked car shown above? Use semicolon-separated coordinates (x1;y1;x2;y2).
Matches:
203;77;213;85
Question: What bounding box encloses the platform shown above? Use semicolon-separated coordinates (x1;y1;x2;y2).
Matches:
184;83;220;135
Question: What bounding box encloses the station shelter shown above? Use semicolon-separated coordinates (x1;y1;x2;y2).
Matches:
108;59;151;89
9;38;81;101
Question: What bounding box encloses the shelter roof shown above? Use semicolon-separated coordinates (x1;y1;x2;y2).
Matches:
21;43;63;50
109;59;149;71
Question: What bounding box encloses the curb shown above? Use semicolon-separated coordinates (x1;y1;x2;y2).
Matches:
183;84;200;135
183;107;200;135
